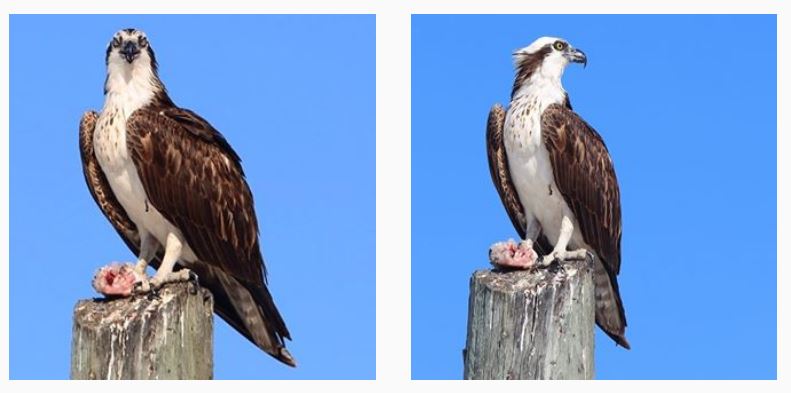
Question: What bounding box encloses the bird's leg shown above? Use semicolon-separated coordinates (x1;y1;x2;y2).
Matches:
134;231;158;276
539;215;588;267
128;231;158;293
525;216;542;243
148;232;192;289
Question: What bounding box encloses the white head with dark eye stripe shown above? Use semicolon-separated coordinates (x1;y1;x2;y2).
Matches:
511;37;587;99
103;28;169;113
106;28;156;68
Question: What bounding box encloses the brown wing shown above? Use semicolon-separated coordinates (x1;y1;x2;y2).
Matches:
122;108;294;365
486;104;551;254
541;104;622;272
79;111;141;252
126;108;264;283
541;103;629;348
486;104;527;239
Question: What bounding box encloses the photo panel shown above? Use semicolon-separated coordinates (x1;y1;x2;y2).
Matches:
412;14;776;380
10;14;375;380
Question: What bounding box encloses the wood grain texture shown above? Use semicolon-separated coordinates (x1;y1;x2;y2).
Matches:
463;259;595;380
71;282;214;380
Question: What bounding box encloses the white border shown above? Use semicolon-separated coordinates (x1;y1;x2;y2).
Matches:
1;0;786;390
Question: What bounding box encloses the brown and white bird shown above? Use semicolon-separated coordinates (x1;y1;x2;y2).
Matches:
486;37;629;348
79;28;296;366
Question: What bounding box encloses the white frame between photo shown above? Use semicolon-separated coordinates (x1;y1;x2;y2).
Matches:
0;0;786;391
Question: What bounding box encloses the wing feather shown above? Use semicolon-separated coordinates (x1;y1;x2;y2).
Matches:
486;104;527;239
123;108;293;363
540;104;622;273
79;111;141;251
126;109;265;283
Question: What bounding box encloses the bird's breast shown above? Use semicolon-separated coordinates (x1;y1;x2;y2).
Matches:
504;99;551;186
504;99;567;244
94;108;142;213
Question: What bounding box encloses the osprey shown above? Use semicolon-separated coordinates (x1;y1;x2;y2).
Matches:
79;28;296;366
486;37;629;348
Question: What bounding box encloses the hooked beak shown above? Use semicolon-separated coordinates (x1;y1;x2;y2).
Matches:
120;41;140;63
567;48;587;68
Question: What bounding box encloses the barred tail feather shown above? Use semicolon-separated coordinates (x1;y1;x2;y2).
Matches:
593;258;629;349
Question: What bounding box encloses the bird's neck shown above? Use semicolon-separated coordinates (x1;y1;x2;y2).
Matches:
103;62;163;117
511;73;567;111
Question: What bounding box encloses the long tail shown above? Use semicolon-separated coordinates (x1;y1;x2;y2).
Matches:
189;263;297;366
593;258;630;349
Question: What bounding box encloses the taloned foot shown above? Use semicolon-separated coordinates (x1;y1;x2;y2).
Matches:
539;248;590;267
132;276;157;298
149;268;194;290
133;269;198;298
489;239;539;269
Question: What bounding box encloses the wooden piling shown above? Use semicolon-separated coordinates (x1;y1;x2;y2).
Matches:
71;282;214;380
463;258;595;379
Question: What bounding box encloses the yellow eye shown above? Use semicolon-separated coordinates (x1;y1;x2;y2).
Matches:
112;37;121;48
553;41;566;51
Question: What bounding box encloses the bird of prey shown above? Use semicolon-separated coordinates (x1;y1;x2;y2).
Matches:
79;28;296;366
486;37;629;348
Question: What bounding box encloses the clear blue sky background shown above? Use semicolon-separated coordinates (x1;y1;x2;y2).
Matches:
10;14;375;379
412;14;776;380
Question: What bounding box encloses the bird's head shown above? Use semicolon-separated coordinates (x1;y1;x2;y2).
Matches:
105;28;158;72
103;28;168;101
513;36;587;75
511;37;587;98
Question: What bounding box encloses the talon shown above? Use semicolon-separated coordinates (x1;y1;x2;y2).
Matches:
133;277;151;295
557;261;569;275
188;271;200;294
132;276;160;299
146;287;161;300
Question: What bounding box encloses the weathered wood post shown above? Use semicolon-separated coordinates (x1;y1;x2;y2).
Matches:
463;257;595;379
71;282;214;379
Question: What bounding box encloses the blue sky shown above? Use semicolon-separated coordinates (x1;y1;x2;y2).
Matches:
412;14;776;380
10;14;375;379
